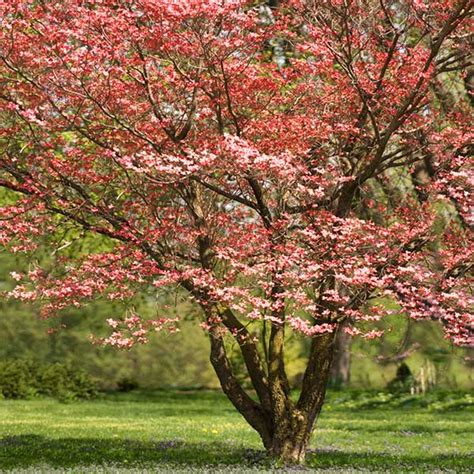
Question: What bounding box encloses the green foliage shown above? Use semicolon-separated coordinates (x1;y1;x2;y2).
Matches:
0;359;37;399
116;377;139;392
350;310;472;389
0;269;217;390
37;362;98;401
0;360;98;401
386;362;415;394
323;388;474;412
0;391;472;471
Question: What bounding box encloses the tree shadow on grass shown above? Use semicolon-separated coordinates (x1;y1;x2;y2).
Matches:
0;435;472;471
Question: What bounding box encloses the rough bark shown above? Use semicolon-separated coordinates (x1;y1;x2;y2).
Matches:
272;331;336;464
208;320;336;465
208;328;273;448
297;332;336;422
269;424;309;465
219;307;272;412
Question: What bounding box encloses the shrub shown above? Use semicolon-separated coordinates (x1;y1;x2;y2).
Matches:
0;360;98;400
323;388;474;411
116;377;139;392
387;362;415;394
0;360;38;399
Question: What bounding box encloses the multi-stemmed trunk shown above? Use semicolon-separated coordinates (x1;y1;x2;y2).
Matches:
262;396;327;465
208;315;335;465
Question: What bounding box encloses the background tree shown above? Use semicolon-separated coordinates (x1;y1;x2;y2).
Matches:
0;0;472;465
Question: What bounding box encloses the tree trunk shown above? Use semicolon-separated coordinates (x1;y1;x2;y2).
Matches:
265;338;332;465
269;430;309;465
329;326;351;388
208;322;336;465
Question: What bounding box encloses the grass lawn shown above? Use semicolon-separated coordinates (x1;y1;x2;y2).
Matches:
0;390;472;472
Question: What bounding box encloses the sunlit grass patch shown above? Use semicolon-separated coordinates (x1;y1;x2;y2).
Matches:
0;390;472;472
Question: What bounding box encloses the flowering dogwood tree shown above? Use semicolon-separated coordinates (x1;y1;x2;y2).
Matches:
0;0;472;464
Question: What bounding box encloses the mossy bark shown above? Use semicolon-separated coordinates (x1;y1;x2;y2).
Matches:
209;323;335;466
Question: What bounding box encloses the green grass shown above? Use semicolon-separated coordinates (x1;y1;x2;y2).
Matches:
0;390;473;472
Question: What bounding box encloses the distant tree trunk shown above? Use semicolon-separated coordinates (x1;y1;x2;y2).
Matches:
329;325;351;389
